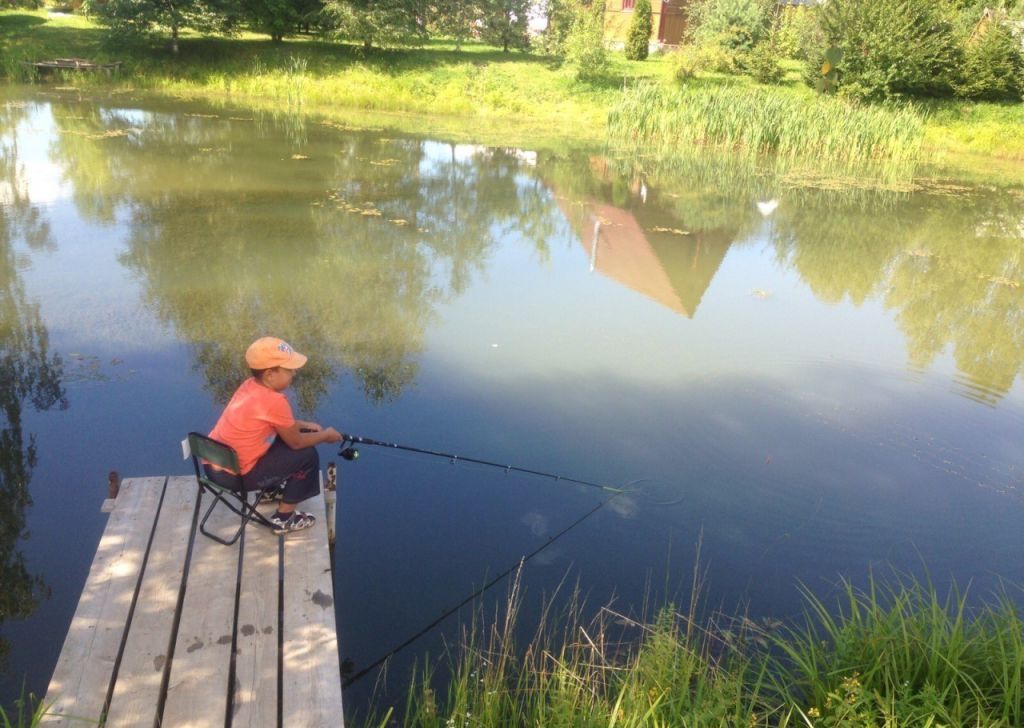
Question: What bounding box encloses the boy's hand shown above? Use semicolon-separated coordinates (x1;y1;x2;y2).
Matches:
322;427;343;444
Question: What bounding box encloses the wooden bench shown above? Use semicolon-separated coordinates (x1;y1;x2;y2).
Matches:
41;475;344;727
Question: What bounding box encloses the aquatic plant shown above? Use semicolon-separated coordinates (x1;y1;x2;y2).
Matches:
607;82;925;178
0;690;47;728
367;569;1024;727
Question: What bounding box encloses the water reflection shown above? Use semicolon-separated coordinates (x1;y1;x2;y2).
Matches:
38;97;1024;406
0;101;64;666
43;102;565;409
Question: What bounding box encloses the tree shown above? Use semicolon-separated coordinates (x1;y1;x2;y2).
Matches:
539;0;578;54
431;0;480;49
324;0;425;49
565;0;608;80
241;0;304;41
86;0;233;53
816;0;959;100
625;0;652;59
479;0;531;51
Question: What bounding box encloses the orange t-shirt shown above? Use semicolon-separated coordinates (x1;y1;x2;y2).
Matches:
209;378;295;475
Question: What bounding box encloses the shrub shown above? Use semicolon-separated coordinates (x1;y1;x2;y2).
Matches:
688;0;774;53
953;21;1024;100
815;0;960;101
669;42;731;82
745;39;784;84
624;0;653;60
565;2;609;82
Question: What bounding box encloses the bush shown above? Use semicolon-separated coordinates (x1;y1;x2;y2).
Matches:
624;0;653;60
688;0;774;53
745;39;784;84
953;22;1024;100
669;42;732;82
815;0;960;101
565;2;609;82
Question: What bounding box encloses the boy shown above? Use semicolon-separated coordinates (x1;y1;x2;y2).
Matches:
205;337;344;534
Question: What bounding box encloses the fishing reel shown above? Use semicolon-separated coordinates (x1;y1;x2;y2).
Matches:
339;436;360;461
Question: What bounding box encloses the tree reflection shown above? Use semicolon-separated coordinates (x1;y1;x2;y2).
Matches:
48;105;563;410
46;98;1024;405
771;186;1024;402
0;101;66;666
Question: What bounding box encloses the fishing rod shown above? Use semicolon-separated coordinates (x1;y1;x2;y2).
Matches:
338;434;624;494
341;494;617;688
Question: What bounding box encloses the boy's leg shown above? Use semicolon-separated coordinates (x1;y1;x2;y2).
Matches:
242;438;321;508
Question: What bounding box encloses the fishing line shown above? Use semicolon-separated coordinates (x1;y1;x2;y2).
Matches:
340;434;625;494
341;494;619;688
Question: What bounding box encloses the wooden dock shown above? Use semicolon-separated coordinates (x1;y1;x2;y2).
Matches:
42;475;344;727
23;58;122;76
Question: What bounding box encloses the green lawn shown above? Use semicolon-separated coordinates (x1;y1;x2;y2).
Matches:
3;10;1024;166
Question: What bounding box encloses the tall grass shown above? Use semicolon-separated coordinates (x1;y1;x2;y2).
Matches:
370;570;1024;728
0;689;47;728
774;573;1024;727
608;83;925;178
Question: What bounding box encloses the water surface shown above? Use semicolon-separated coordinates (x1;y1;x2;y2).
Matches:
2;88;1023;715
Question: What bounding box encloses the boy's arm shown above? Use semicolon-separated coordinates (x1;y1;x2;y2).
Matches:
276;421;343;449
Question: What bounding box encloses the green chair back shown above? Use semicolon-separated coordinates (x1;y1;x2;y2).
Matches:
188;432;240;475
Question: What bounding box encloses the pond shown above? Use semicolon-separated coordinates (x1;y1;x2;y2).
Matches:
2;87;1023;717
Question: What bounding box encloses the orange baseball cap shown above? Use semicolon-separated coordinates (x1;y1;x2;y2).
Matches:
245;337;308;370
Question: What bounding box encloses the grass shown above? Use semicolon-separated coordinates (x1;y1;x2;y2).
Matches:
0;688;46;728
608;82;924;181
363;569;1024;728
1;11;1022;171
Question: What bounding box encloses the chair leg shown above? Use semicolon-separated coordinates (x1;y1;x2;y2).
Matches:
200;490;244;546
198;487;278;545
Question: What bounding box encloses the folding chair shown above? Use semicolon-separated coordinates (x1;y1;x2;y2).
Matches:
185;432;276;546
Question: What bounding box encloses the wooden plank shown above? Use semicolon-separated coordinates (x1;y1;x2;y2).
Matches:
42;477;166;727
162;478;242;727
281;486;344;727
104;477;199;728
234;502;282;728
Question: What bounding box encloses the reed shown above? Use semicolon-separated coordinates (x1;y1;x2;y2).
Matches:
773;573;1024;727
0;689;47;728
608;83;925;176
370;570;1024;728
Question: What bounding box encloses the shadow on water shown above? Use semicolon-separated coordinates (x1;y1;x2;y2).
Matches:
0;101;66;674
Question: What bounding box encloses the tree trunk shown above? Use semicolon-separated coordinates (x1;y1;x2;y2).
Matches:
171;25;179;55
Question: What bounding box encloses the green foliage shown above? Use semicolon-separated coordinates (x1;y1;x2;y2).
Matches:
608;82;924;185
477;0;530;52
688;0;773;53
773;4;821;61
669;42;732;82
324;0;424;49
539;0;576;54
774;574;1024;726
564;1;608;81
745;37;783;84
816;0;960;101
380;570;1024;728
624;0;652;60
85;0;233;49
430;0;479;50
238;0;326;41
0;690;47;728
952;22;1024;100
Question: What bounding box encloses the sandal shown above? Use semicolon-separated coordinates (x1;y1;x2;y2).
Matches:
269;510;315;535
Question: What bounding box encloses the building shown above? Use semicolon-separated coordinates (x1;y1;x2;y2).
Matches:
603;0;688;48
